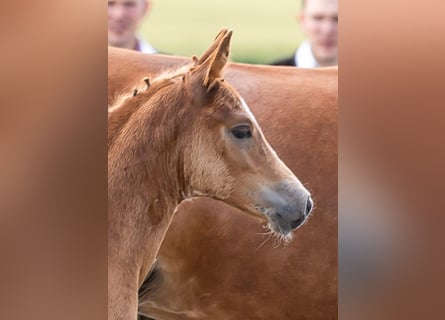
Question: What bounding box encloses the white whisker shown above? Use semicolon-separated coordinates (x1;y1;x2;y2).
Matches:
256;233;273;250
256;231;273;236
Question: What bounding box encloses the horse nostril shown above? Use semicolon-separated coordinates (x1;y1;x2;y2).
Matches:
290;216;304;229
306;196;313;215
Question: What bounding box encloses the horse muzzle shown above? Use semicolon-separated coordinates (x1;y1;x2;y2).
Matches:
255;180;313;237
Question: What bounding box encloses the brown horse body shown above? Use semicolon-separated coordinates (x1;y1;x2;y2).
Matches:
108;31;313;319
109;45;337;319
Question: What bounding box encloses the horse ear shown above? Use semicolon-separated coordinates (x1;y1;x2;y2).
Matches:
196;29;230;65
193;29;232;91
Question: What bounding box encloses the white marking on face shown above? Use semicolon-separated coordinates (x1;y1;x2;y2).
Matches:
239;96;280;160
239;97;260;127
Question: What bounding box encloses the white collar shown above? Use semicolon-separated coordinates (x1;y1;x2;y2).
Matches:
137;37;157;54
294;40;320;68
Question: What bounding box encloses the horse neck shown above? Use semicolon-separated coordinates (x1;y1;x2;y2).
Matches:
108;86;192;271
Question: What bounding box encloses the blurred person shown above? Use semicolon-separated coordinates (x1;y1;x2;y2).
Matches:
272;0;338;67
108;0;157;53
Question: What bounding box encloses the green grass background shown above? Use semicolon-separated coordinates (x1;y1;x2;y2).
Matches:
141;0;304;64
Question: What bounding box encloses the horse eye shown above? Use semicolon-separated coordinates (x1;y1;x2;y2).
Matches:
231;125;252;139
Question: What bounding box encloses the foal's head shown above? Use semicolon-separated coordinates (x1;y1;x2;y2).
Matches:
109;29;313;238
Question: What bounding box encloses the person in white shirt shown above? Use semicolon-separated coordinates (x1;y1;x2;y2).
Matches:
271;0;338;67
108;0;157;53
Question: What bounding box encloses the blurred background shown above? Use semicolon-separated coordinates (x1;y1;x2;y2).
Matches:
141;0;303;64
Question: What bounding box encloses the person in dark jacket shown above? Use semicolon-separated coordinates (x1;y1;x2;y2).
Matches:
272;0;338;67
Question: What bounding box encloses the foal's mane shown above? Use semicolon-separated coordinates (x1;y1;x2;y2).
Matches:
108;64;195;148
108;63;193;113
